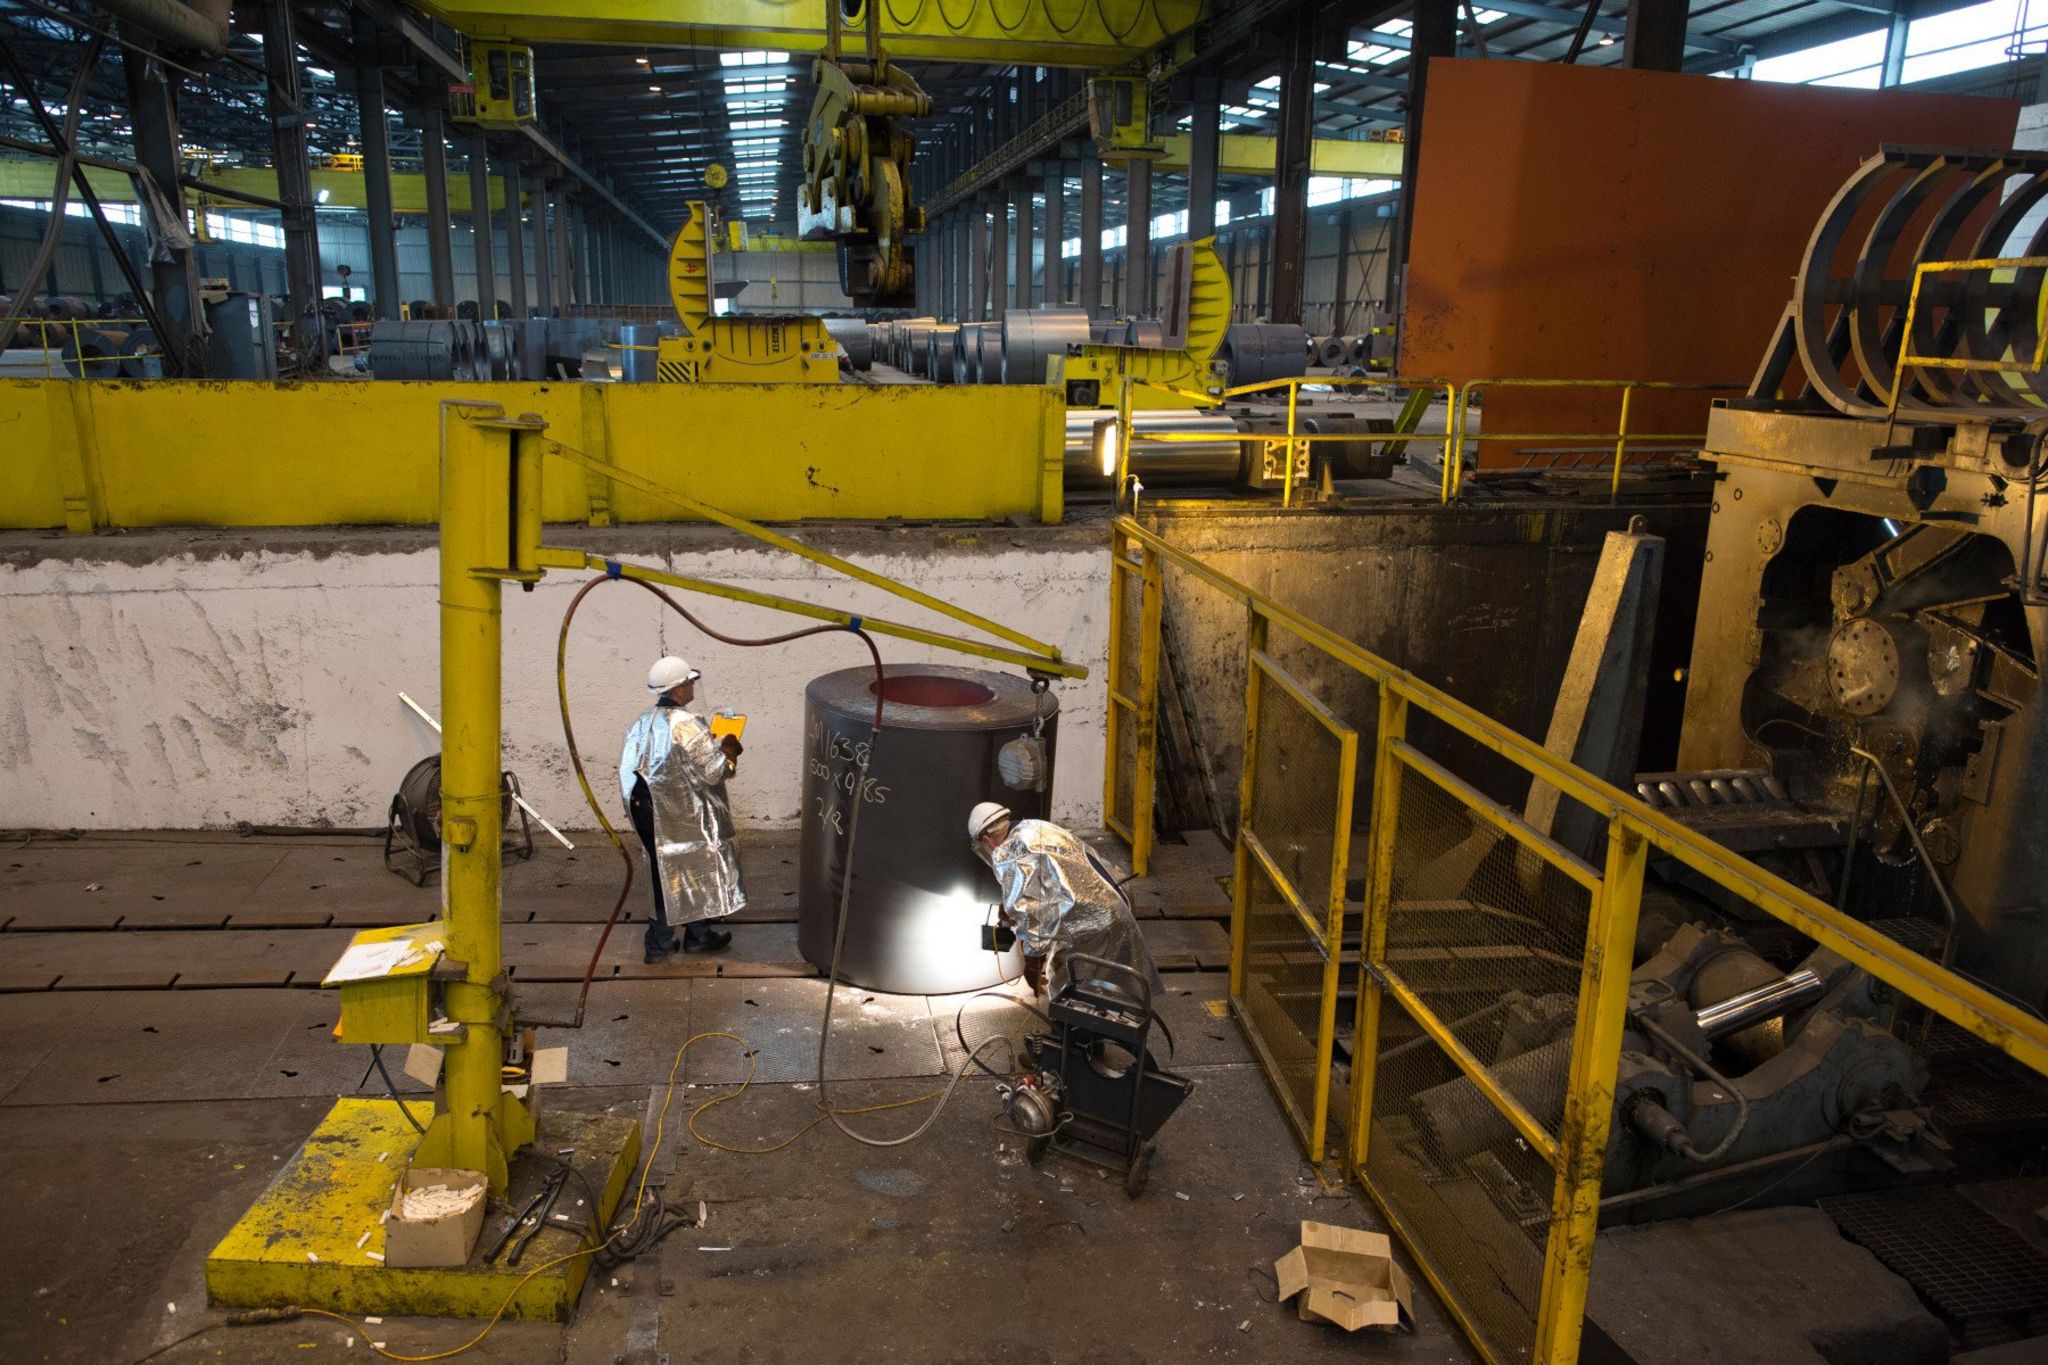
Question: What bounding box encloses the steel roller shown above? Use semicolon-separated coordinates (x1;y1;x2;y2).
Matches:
1062;409;1244;486
1221;322;1310;387
999;307;1089;385
1794;147;2048;417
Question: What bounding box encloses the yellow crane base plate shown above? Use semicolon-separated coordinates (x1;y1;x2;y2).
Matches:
204;1098;642;1322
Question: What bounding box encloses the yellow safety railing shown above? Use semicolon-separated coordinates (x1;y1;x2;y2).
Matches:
1447;378;1747;502
1885;254;2048;416
1104;514;2048;1365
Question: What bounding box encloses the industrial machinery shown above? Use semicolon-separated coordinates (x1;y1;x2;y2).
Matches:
798;3;929;308
1000;955;1194;1197
659;200;835;383
383;754;535;886
1677;145;2048;1017
449;39;536;129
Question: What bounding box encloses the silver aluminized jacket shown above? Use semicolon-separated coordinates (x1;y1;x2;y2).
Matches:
619;705;745;925
991;818;1161;997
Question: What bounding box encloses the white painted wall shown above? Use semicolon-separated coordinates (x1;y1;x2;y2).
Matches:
0;533;1108;831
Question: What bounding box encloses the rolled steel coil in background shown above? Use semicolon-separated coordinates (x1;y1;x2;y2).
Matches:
1063;408;1244;486
971;322;996;384
43;295;93;321
1088;319;1125;344
1124;318;1166;348
1314;334;1349;368
1221;322;1310;387
927;323;960;383
1345;334;1371;364
60;326;127;378
1301;414;1398;479
999;307;1089;385
368;318;487;381
118;326;160;378
822;317;873;370
1796;146;2048;417
952;322;983;383
903;320;938;376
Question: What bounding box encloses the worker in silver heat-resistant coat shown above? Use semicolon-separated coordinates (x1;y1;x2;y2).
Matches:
620;655;744;962
970;802;1162;999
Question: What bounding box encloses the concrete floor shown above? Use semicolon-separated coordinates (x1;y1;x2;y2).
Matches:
0;827;1476;1365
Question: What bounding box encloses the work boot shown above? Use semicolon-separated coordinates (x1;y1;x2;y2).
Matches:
683;924;732;954
643;943;680;965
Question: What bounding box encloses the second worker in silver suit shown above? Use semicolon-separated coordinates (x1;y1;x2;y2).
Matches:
969;801;1161;998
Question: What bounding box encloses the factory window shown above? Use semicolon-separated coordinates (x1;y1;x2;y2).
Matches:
1748;29;1887;86
2;198;144;226
1903;1;2041;82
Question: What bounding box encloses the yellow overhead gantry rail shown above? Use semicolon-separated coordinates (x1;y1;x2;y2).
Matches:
411;0;1208;65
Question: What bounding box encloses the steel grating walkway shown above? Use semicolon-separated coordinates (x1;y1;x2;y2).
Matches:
1821;1186;2048;1346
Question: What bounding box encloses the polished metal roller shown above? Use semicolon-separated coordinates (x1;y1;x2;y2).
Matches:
1063;409;1244;486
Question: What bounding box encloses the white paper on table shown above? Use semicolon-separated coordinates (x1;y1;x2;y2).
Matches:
322;938;414;986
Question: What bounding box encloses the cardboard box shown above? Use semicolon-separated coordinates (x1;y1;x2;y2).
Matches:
384;1168;486;1269
1274;1221;1414;1334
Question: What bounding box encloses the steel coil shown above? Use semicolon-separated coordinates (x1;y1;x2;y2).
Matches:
118;326;160;378
822;317;873;370
999;307;1089;385
927;324;959;383
1796;146;2048;416
903;320;937;376
1089;319;1124;343
1314;335;1349;368
44;295;92;322
1063;409;1243;486
1124;318;1166;348
1302;414;1397;479
1345;334;1370;364
1221;323;1310;387
61;326;128;378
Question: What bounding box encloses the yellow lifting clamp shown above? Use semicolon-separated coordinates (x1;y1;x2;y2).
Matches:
797;0;930;308
1053;235;1232;409
658;201;835;384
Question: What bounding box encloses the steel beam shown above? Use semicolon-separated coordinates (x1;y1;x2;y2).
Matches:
1079;157;1103;316
990;192;1009;317
261;0;322;357
1187;90;1220;241
469;137;497;317
1624;0;1689;71
1126;158;1152;317
1014;180;1034;310
503;168;528;316
532;178;554;315
121;37;206;368
353;12;401;320
969;202;988;320
1390;1;1457;314
1043;168;1066;306
419;104;457;309
1269;25;1313;326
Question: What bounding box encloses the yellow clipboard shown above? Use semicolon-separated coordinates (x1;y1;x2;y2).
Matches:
709;712;747;742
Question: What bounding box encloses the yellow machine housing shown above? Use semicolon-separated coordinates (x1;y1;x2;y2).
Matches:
661;201;835;384
450;40;537;129
1088;76;1164;163
1054;236;1230;408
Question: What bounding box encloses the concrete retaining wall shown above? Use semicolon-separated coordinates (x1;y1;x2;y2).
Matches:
0;523;1108;831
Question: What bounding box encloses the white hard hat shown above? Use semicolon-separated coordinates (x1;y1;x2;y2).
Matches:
647;655;701;693
968;802;1013;842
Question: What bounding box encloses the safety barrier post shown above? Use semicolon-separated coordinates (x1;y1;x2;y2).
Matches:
1227;606;1271;1003
1348;685;1407;1169
1610;386;1635;502
1534;815;1646;1361
1132;540;1163;877
1283;378;1300;508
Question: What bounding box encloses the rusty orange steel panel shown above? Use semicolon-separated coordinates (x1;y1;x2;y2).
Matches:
1400;60;2019;470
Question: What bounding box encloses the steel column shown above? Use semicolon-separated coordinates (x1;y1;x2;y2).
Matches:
1043;169;1065;306
1623;0;1687;72
1079;158;1103;316
468;137;497;317
1013;181;1034;310
1269;27;1314;325
1880;3;1909;88
990;193;1009;316
121;39;205;369
419;104;456;309
552;193;573;306
1188;87;1220;241
352;11;401;320
1126;159;1151;317
1389;1;1457;314
261;0;322;357
502;168;528;317
968;203;988;319
531;180;553;315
